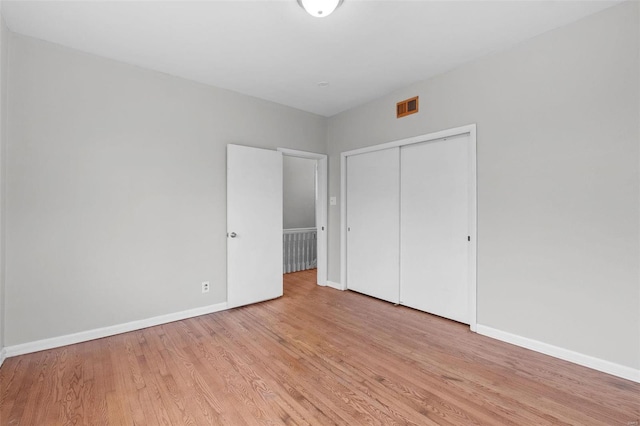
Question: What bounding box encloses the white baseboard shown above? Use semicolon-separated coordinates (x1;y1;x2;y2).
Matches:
476;324;640;383
326;280;344;291
4;302;228;359
0;347;6;368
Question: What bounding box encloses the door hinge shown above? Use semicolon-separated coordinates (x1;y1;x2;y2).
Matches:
468;236;470;242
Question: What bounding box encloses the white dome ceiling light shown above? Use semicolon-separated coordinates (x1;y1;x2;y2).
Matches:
297;0;344;18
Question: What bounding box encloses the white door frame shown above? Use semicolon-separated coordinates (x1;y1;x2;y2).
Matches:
278;148;328;286
340;124;477;331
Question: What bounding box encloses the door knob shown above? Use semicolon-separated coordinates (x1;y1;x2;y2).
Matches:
229;232;237;238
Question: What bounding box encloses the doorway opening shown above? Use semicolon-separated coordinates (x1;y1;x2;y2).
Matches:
278;148;328;287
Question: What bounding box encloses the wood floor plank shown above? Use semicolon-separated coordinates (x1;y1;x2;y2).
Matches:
1;269;639;425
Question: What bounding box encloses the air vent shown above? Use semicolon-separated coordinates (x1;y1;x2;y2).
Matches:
397;96;419;118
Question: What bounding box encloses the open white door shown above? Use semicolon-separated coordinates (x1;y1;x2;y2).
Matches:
227;144;283;308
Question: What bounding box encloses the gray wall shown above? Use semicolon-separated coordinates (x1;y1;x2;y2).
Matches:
283;156;315;229
327;1;639;370
5;34;326;346
0;16;7;357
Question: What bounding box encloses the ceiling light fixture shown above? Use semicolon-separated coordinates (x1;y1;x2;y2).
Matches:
297;0;343;18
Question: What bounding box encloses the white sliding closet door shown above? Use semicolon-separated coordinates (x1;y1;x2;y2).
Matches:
346;148;400;303
400;134;470;324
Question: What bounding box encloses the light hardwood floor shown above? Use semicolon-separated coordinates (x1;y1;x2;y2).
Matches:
1;269;639;425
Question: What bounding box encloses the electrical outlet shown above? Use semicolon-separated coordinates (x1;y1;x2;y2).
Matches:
202;281;210;293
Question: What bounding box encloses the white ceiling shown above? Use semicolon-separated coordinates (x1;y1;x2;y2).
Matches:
1;0;623;117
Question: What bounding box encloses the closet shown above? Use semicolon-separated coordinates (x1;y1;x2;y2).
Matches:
343;127;476;326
